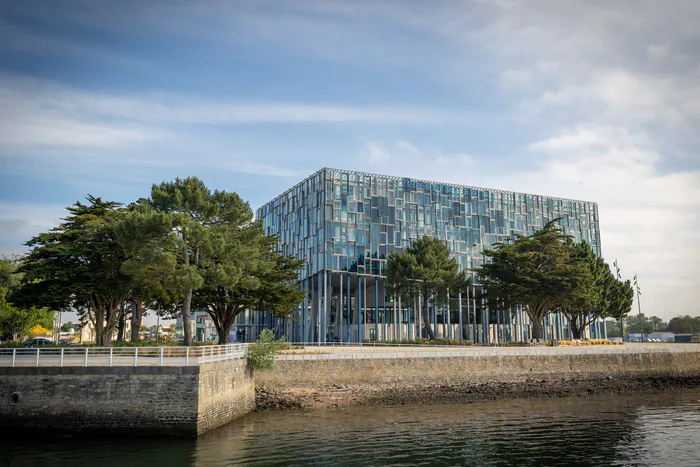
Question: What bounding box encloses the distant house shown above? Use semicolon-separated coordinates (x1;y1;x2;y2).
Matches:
647;332;675;343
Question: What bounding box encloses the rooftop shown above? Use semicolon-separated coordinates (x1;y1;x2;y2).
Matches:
258;167;598;211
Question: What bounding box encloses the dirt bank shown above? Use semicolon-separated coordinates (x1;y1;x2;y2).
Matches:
255;375;700;412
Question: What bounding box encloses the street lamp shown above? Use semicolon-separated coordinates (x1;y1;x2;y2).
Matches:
634;274;643;342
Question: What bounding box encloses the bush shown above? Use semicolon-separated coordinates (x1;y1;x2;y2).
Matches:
558;339;623;346
367;338;473;346
0;341;24;348
248;329;285;371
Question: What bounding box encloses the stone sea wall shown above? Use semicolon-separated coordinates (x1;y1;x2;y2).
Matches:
0;361;254;437
256;348;700;410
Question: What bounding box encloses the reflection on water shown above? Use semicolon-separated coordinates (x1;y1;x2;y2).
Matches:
2;390;699;467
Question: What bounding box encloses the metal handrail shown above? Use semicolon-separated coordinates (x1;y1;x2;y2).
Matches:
0;343;248;368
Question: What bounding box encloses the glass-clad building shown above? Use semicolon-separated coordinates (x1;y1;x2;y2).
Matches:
254;168;603;343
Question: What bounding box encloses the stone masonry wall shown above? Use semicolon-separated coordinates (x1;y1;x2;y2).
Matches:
257;350;700;387
197;359;255;435
0;361;255;437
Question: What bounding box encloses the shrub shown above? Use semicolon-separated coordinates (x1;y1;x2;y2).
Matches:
248;329;285;371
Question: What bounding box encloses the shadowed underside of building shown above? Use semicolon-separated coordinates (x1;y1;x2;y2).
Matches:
253;168;603;344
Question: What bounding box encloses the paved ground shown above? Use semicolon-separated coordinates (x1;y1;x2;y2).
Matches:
2;343;697;366
276;343;700;360
0;348;243;367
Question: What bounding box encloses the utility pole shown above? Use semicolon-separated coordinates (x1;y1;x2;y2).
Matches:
634;274;643;342
614;260;625;341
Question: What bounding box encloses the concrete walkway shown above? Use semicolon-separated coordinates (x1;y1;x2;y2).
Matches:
277;343;700;360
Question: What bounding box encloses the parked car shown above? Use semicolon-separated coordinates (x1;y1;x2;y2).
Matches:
25;337;54;347
59;338;72;345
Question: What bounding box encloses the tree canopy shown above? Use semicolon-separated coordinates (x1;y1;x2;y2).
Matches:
477;220;578;340
478;221;635;341
11;178;305;347
14;197;130;345
387;236;470;339
560;241;633;339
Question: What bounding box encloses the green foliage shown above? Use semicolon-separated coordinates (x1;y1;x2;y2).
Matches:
144;177;253;345
195;230;305;344
0;256;54;341
560;242;633;339
248;329;285;371
478;220;576;340
667;315;700;334
13;196;131;346
387;236;470;339
372;338;473;346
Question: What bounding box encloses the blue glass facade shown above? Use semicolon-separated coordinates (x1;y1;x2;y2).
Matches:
255;168;602;343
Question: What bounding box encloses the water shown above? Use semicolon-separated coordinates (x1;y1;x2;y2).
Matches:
2;390;700;466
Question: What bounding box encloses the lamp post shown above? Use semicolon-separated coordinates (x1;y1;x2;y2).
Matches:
614;260;625;341
634;274;643;342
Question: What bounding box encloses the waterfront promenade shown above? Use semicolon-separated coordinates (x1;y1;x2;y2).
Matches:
0;344;246;367
275;342;700;360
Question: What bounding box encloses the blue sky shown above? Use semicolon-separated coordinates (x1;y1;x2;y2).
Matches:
1;0;699;321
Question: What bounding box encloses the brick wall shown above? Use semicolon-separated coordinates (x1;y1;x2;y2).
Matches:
0;361;255;437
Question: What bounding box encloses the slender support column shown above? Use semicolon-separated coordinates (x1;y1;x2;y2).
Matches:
317;273;323;343
364;276;368;342
446;288;451;339
383;279;387;341
339;273;344;343
393;295;397;341
303;279;308;343
432;295;437;338
346;272;351;343
508;307;514;342
417;294;422;339
407;304;412;341
496;303;502;344
472;286;477;343
397;296;402;341
482;294;488;344
323;270;328;343
375;277;379;342
466;287;471;341
519;305;524;342
458;292;463;342
358;275;363;344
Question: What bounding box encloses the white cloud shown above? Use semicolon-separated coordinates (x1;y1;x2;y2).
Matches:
0;74;456;151
500;69;533;87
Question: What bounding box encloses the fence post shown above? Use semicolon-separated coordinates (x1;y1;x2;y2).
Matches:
134;347;138;367
160;347;164;366
60;348;64;367
186;346;189;365
12;348;16;367
109;348;113;367
35;348;40;367
84;347;88;367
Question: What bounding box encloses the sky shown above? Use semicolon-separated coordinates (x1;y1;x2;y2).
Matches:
1;0;699;322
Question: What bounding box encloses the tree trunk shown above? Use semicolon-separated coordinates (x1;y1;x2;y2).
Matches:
422;296;437;340
570;324;583;339
182;286;194;346
181;238;193;346
210;306;238;345
131;300;143;342
531;319;544;341
117;313;125;341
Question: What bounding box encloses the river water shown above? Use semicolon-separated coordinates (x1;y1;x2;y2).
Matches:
2;390;699;466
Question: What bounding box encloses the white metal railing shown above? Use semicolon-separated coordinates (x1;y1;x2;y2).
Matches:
0;343;247;368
